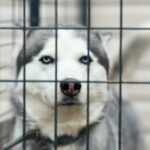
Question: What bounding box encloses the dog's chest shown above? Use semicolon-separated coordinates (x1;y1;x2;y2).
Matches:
29;140;81;150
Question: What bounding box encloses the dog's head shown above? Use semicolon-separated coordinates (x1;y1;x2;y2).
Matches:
15;27;111;136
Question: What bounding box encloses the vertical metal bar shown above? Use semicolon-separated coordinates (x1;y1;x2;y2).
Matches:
23;0;26;149
86;0;91;149
54;0;58;149
119;0;123;149
29;0;40;26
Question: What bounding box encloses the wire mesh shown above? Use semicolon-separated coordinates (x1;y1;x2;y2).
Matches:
0;0;150;150
86;0;91;149
23;0;26;149
118;0;123;149
54;0;58;149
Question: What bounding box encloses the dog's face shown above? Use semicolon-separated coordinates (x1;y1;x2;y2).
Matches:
15;28;109;136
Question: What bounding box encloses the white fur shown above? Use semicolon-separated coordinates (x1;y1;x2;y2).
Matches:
16;30;108;140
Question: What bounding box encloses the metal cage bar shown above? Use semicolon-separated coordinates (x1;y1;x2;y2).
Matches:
23;0;26;149
1;80;150;84
54;0;58;149
86;0;91;149
1;26;150;30
119;0;123;149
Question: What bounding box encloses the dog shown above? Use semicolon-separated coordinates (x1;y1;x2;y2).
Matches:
4;25;145;150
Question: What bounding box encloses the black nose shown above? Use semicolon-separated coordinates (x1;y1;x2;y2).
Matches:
60;78;81;97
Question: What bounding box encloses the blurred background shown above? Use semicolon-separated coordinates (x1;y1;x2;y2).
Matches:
0;0;150;149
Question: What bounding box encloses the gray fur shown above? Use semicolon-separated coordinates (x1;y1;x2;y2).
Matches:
0;119;14;150
17;30;55;75
8;93;145;150
75;30;109;73
17;25;109;75
1;25;145;150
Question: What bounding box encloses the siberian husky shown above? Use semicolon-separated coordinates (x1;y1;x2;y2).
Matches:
4;25;145;150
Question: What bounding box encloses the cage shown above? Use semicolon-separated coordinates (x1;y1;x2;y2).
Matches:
0;0;150;150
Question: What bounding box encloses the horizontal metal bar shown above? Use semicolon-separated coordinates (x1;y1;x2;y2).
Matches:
0;80;150;84
0;26;150;30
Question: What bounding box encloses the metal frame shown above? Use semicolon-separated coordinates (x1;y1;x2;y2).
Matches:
119;0;123;149
23;0;26;149
0;0;150;150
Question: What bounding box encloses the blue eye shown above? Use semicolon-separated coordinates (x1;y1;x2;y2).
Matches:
39;56;54;64
79;56;93;64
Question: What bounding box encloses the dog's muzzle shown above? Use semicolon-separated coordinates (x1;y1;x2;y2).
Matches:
60;78;81;97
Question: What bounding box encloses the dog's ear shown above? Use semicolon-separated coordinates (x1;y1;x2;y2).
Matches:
93;32;112;45
101;32;112;44
26;30;34;38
